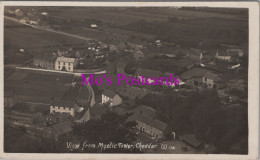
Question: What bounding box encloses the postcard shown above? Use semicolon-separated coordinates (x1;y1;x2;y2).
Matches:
0;1;259;160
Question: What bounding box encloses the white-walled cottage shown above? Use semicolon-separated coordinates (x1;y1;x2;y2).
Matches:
55;57;77;72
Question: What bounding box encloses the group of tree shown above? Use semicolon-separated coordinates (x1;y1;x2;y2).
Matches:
137;90;248;154
70;111;141;153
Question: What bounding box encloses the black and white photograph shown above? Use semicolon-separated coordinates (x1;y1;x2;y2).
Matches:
1;1;259;160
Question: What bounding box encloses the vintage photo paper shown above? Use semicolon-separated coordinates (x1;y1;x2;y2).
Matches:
0;1;259;160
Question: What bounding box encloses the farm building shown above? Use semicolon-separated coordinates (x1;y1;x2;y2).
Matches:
101;90;122;107
55;57;77;72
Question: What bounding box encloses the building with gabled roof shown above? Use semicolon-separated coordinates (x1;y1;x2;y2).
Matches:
180;67;214;87
216;48;242;63
126;105;170;140
33;53;57;70
55;57;77;72
101;90;122;107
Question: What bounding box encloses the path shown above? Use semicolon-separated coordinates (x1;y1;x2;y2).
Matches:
5;16;95;41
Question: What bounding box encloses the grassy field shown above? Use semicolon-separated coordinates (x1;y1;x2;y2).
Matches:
40;7;247;25
4;69;75;104
4;19;86;65
4;7;248;60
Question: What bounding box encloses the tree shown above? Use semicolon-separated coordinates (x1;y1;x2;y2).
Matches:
191;90;223;141
72;111;139;153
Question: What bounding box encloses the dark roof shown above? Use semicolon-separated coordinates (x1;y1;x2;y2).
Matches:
179;134;202;148
135;68;162;78
34;53;57;62
204;72;222;82
137;115;168;132
102;90;117;99
51;100;75;108
181;67;215;80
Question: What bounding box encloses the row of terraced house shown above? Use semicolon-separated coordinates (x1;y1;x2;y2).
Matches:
33;56;78;72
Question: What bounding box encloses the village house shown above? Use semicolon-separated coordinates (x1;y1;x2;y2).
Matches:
220;44;245;57
33;59;56;70
203;72;225;89
180;67;215;88
33;54;57;70
136;115;169;140
50;100;76;117
101;90;122;107
55;57;77;72
215;48;241;63
127;105;170;140
215;49;231;61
